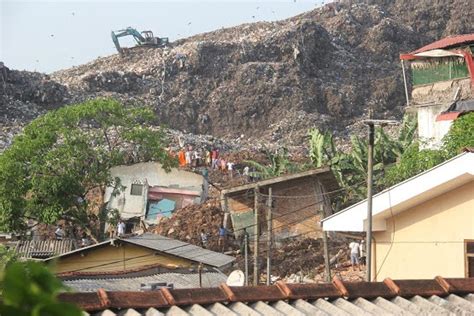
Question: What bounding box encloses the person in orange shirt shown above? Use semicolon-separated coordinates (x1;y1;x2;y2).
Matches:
178;149;186;167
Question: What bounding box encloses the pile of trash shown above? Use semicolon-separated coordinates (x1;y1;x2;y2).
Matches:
2;0;470;152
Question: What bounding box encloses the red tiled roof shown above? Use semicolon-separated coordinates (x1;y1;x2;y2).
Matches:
58;276;474;312
436;111;462;121
412;34;474;54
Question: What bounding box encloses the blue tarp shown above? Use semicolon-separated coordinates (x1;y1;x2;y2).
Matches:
147;199;176;220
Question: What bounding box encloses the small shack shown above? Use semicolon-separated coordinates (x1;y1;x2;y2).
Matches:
220;167;338;240
400;33;474;148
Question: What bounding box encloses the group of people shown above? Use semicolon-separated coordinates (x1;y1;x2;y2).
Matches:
177;146;238;178
199;225;235;252
349;239;366;271
199;225;251;254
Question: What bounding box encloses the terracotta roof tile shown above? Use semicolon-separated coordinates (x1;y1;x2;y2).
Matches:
59;277;474;313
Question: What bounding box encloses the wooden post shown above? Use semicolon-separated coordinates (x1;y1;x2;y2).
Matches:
198;262;203;288
253;186;259;286
244;234;249;286
266;187;272;285
315;181;331;282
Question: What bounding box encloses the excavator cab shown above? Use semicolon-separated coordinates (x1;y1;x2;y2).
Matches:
141;31;155;43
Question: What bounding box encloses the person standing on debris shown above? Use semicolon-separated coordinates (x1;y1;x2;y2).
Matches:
220;157;227;173
211;148;218;169
200;229;209;248
359;239;366;267
218;225;227;252
185;148;192;166
227;161;235;178
243;166;250;177
205;148;211;166
117;220;126;237
81;232;90;247
178;149;186;167
55;225;65;240
349;240;360;271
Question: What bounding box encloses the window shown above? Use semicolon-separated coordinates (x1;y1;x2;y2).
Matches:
465;240;474;277
130;183;144;196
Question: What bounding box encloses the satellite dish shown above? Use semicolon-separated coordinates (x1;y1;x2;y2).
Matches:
226;270;245;286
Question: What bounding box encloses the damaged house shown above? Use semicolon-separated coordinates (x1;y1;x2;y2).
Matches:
220;167;338;240
400;33;474;148
105;162;208;228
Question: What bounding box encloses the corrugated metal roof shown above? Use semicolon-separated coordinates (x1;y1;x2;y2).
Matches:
220;167;339;195
63;271;227;292
124;233;235;268
59;277;474;315
43;234;235;269
411;33;474;54
15;239;75;259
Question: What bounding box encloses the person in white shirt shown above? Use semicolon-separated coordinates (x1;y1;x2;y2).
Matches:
349;240;360;270
117;220;126;237
227;162;235;178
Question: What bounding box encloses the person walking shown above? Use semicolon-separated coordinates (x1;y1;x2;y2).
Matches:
349;240;360;271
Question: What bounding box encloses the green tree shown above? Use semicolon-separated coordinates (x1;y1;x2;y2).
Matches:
0;98;176;240
308;115;417;206
384;112;474;186
443;112;474;156
245;148;304;179
0;245;17;272
0;261;82;316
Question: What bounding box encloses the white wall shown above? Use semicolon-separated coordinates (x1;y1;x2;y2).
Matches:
104;162;206;219
417;104;453;149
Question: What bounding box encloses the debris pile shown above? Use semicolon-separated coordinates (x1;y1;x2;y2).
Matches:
2;0;471;151
151;198;225;251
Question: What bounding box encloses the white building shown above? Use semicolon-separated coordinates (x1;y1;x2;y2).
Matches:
104;162;207;225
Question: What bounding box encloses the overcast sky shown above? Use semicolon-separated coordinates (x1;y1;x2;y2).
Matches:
1;0;325;73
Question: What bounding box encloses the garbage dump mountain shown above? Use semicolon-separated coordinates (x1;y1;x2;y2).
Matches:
1;0;473;150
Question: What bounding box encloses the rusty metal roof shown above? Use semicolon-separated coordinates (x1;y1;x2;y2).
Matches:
59;276;474;315
42;233;235;269
14;239;75;259
221;167;339;195
411;33;474;54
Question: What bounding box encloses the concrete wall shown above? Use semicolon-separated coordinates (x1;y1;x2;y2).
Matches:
417;104;453;148
51;242;193;274
372;180;474;280
411;78;472;148
412;78;472;105
104;162;206;220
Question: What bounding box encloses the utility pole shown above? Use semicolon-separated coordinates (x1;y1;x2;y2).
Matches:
266;187;272;285
364;119;398;282
366;122;374;282
253;186;259;286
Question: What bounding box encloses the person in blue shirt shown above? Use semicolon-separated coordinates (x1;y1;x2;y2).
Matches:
218;225;227;252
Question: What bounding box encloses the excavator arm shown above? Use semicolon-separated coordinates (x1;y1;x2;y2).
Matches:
111;27;147;55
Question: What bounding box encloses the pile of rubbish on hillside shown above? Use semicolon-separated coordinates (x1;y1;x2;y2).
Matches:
4;0;468;151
